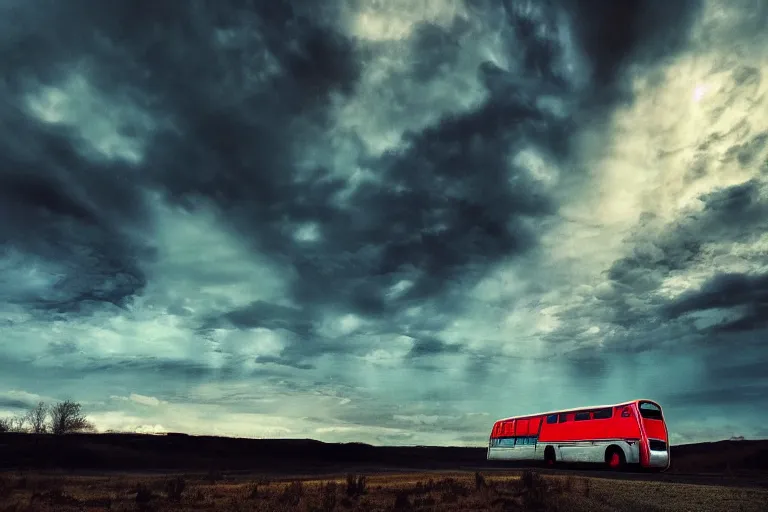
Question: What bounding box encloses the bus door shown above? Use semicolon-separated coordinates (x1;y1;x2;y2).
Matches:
530;417;543;455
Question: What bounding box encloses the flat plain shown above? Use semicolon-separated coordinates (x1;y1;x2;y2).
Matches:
2;469;768;511
1;434;767;511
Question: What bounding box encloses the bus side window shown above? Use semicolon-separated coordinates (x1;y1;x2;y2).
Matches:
593;408;612;419
574;412;590;421
558;413;568;423
546;414;558;424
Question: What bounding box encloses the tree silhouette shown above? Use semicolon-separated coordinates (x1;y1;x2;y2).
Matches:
0;415;27;433
26;401;48;434
49;400;94;435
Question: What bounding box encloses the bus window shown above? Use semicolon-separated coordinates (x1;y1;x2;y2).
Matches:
574;411;590;421
546;414;558;424
639;401;663;420
558;413;568;423
593;408;612;419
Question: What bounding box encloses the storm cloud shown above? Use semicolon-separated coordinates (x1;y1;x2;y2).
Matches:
2;0;767;445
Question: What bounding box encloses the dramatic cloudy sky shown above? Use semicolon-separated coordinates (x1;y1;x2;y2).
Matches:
1;0;767;446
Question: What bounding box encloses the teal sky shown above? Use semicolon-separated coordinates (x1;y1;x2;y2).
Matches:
1;0;767;446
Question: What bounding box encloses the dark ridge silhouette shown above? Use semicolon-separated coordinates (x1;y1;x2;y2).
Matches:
0;432;766;475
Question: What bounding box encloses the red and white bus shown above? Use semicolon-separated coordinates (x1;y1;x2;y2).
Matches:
487;399;670;471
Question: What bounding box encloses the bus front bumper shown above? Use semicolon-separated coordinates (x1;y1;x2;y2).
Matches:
648;448;670;469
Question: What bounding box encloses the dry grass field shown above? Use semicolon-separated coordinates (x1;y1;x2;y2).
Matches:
1;469;766;512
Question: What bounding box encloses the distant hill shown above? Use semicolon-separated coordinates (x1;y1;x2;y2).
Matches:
0;432;766;475
669;439;768;474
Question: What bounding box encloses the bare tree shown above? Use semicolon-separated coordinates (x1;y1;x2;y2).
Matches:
0;415;28;433
12;415;28;432
26;401;48;434
48;400;94;435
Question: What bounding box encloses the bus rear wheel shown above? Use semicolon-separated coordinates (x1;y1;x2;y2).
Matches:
605;447;626;470
544;446;556;467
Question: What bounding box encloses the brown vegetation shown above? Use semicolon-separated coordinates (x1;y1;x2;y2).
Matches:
0;469;765;511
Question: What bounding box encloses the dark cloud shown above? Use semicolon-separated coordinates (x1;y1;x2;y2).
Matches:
697;179;768;235
596;179;768;330
0;0;361;319
0;112;151;315
161;0;621;366
562;353;609;382
0;398;34;410
204;301;311;335
560;0;703;101
1;0;706;331
333;403;485;436
46;341;79;357
146;0;705;348
408;337;462;359
409;21;468;82
705;359;768;382
665;383;768;408
255;355;316;371
665;272;768;332
77;358;217;382
724;130;767;168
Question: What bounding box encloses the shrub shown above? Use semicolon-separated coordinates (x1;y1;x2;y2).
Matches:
207;468;223;483
440;490;459;503
345;473;366;497
0;476;9;499
582;477;591;497
520;470;549;510
393;491;411;510
279;480;304;506
165;476;186;502
135;483;152;504
319;481;338;512
190;488;206;502
474;472;486;490
414;495;436;507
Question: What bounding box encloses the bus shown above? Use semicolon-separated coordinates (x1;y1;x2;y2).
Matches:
487;399;670;471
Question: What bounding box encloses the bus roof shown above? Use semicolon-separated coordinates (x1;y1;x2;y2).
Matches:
493;398;661;423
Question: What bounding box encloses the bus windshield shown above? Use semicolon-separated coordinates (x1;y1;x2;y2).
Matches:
638;401;663;420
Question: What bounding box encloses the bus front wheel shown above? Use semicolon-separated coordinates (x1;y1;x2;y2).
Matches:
605;446;626;471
